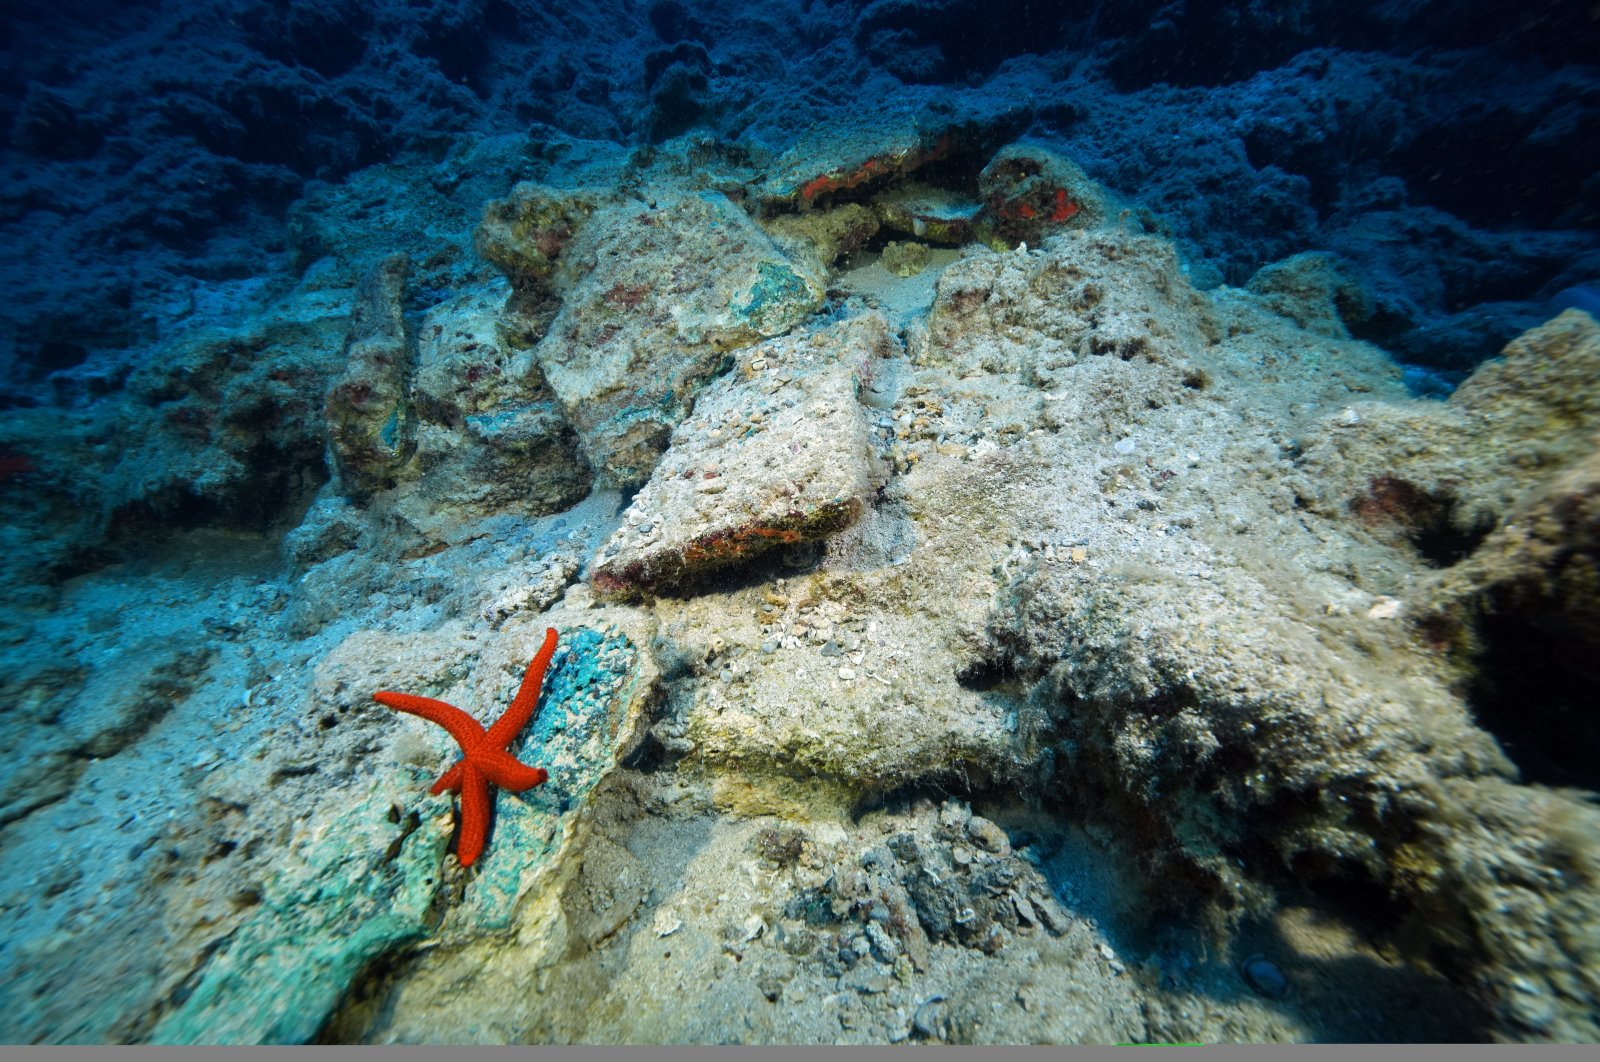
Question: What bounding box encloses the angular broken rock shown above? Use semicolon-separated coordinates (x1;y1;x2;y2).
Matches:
405;288;591;521
325;254;415;499
527;191;824;488
475;182;605;307
590;313;890;600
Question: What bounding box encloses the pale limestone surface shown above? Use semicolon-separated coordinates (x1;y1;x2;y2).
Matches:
524;191;825;487
591;312;891;600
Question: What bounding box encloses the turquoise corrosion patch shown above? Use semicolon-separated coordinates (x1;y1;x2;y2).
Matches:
148;626;644;1042
454;624;644;929
735;260;815;336
148;778;450;1044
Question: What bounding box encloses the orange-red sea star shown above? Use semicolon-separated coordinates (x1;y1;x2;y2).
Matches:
373;627;558;867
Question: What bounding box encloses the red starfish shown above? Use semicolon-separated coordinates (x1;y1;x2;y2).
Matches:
373;627;558;867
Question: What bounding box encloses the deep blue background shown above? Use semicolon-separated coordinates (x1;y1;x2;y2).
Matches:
1;0;1595;403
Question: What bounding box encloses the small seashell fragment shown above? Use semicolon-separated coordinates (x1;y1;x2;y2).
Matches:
1366;596;1402;619
653;908;683;937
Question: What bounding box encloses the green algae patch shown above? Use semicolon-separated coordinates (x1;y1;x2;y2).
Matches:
149;777;450;1045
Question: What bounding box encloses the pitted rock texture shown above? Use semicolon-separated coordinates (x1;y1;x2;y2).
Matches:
405;285;591;523
591;312;892;601
925;230;1219;373
524;191;825;487
325;254;416;500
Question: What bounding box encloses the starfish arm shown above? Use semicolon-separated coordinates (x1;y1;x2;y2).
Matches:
477;746;550;792
374;691;490;750
430;760;465;795
455;762;491;868
375;628;563;868
487;627;559;747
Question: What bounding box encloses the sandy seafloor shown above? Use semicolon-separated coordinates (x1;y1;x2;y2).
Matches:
1;0;1599;1045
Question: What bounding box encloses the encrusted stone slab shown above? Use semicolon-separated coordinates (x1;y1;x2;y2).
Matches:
755;102;1028;210
872;182;981;245
325;254;416;499
151;619;654;1043
451;624;651;930
590;313;891;600
148;774;450;1044
757;108;956;209
529;191;824;487
761;202;880;271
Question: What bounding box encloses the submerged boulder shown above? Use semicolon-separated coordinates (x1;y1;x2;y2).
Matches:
975;143;1111;248
591;312;892;601
522;191;824;488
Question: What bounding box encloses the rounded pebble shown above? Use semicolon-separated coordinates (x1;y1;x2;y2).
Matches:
912;997;946;1040
966;816;1011;855
1239;953;1289;998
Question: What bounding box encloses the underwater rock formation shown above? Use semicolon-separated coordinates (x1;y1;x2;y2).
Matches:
485;189;825;487
975;143;1110;248
591;312;891;601
1;2;1598;1042
325;254;416;500
405;285;592;525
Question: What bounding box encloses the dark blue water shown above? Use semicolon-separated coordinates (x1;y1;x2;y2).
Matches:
2;0;1594;403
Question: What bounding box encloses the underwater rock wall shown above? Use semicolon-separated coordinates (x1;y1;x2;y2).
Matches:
3;0;1596;401
1;0;1598;1047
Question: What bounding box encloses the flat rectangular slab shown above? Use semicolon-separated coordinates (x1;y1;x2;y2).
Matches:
590;313;891;600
